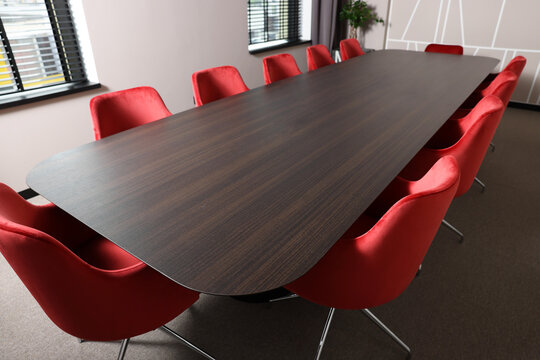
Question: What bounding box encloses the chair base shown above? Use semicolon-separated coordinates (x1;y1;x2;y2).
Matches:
474;177;486;193
361;309;411;358
269;293;299;303
314;307;411;360
115;326;215;360
160;325;215;360
232;287;293;303
118;338;130;360
442;219;464;243
315;307;335;360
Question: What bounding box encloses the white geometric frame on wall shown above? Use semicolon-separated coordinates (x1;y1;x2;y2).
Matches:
385;0;540;105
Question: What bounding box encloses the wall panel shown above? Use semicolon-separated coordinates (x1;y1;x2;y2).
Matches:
385;0;540;105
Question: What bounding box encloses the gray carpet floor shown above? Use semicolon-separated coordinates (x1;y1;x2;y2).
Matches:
1;106;539;359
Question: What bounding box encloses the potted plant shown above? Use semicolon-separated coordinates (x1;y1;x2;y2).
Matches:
339;1;384;43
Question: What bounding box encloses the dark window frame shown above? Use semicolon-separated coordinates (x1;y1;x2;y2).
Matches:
247;0;310;54
0;0;99;109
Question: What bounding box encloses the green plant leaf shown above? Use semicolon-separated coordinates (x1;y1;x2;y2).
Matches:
339;0;384;29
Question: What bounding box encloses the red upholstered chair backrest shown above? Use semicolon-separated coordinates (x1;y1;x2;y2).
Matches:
306;44;335;71
480;71;518;107
90;86;172;140
340;38;365;61
0;183;198;341
474;56;526;93
192;65;249;107
286;156;460;309
502;56;527;78
425;43;464;55
401;96;505;197
262;53;302;85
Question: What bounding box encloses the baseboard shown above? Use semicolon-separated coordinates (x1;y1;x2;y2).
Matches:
508;101;540;112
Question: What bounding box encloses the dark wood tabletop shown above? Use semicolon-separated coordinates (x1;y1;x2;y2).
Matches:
27;50;498;296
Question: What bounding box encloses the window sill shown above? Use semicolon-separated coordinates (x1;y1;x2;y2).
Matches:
249;40;311;55
0;81;101;110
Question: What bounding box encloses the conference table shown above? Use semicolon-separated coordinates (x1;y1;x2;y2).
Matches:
27;50;498;296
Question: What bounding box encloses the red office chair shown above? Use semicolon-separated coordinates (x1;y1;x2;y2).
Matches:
0;184;214;360
340;38;366;61
286;156;460;359
192;65;249;106
401;96;504;195
450;71;518;155
461;71;518;109
477;56;526;91
306;44;335;72
90;86;172;140
424;43;464;55
400;96;505;241
262;53;302;85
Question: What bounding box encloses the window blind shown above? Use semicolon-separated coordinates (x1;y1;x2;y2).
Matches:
0;0;87;96
248;0;302;50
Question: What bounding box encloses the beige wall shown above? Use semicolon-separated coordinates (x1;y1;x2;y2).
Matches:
362;0;390;50
0;0;310;192
384;0;540;105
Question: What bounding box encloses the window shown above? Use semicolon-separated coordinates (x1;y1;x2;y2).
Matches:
0;0;97;108
248;0;311;53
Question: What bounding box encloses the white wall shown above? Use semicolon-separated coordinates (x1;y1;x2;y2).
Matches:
384;0;540;104
0;0;309;192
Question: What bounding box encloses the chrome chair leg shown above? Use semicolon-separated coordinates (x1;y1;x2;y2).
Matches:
361;309;411;359
269;293;299;303
315;307;336;360
416;264;422;277
442;219;464;243
489;142;495;152
117;338;130;360
160;325;215;360
474;177;486;193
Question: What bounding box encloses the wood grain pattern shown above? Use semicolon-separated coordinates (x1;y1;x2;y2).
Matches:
27;50;498;295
